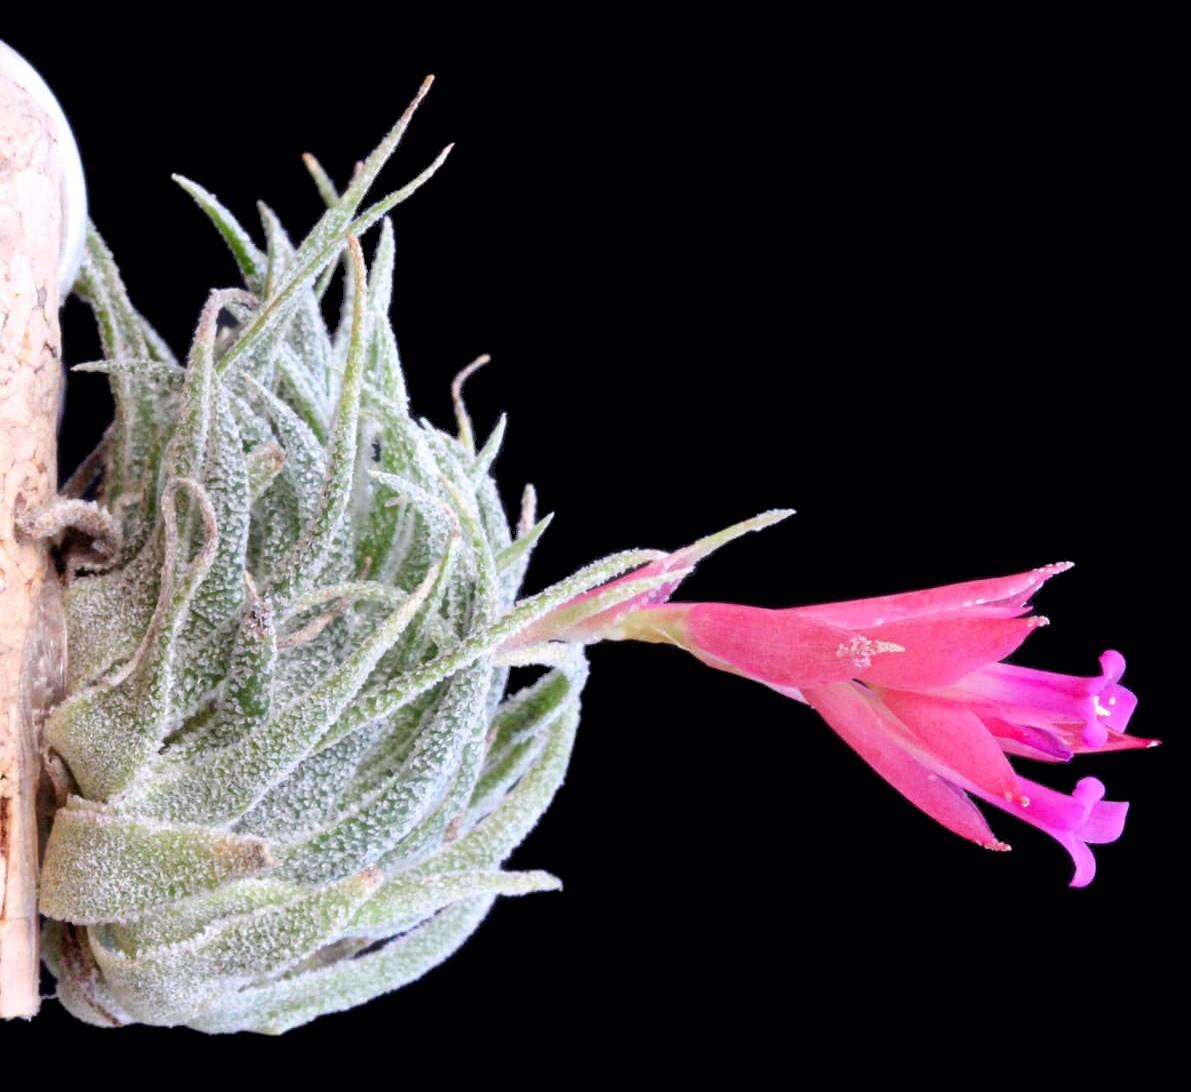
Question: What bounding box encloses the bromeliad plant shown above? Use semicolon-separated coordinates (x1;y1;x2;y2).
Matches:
17;78;1150;1033
34;81;646;1031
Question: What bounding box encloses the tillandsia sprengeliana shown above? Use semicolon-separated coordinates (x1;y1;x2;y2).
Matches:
23;74;688;1033
0;55;1153;1033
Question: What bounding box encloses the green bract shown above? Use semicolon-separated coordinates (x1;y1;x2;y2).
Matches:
39;84;663;1033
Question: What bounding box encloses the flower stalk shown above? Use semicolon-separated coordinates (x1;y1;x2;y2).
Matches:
531;530;1150;886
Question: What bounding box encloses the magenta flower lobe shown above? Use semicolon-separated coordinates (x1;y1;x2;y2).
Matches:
531;538;1150;887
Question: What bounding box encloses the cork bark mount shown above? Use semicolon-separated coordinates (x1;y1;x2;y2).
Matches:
1;70;65;1021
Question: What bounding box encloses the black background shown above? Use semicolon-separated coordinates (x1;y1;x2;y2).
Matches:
2;15;1178;1067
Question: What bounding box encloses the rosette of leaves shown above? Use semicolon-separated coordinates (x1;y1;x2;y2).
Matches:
37;82;669;1034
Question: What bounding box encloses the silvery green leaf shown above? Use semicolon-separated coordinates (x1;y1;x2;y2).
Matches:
172;175;266;291
366;220;403;392
245;441;286;501
233;397;303;580
240;377;327;528
263;239;368;611
234;714;392;841
310;555;665;756
48;479;221;798
72;357;184;387
468;661;582;822
347;142;455;241
165;582;276;758
42;920;136;1028
496;511;553;591
62;536;164;691
89;869;380;1025
109;877;302;952
471;413;507;483
74;228;149;359
476;472;515;585
114;551;445;824
258;201;295;300
275;344;330;441
424;684;584;873
74;230;179;554
188;897;492;1035
184;384;250;634
277;661;490;884
301;151;340;210
215;79;436;380
40;799;272;924
346;868;560;939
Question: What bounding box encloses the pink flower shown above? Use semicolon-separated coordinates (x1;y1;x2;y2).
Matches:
519;526;1152;886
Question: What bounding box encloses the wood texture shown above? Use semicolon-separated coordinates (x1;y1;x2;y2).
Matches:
0;70;64;1020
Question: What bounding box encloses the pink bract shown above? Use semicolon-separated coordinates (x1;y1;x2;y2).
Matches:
518;527;1150;887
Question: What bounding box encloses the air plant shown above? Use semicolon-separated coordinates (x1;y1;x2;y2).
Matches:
0;46;1150;1034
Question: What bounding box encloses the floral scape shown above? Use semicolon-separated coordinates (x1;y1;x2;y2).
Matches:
507;511;1152;888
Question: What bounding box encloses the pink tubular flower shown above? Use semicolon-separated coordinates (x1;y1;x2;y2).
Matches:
515;520;1152;886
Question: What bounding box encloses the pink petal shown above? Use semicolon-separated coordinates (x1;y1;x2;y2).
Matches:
1059;837;1097;887
803;682;1007;850
1079;729;1161;755
1078;802;1130;845
856;616;1045;688
981;717;1074;763
1094;651;1139;733
879;691;1026;805
791;562;1072;629
655;603;902;688
971;776;1128;888
922;649;1140;748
